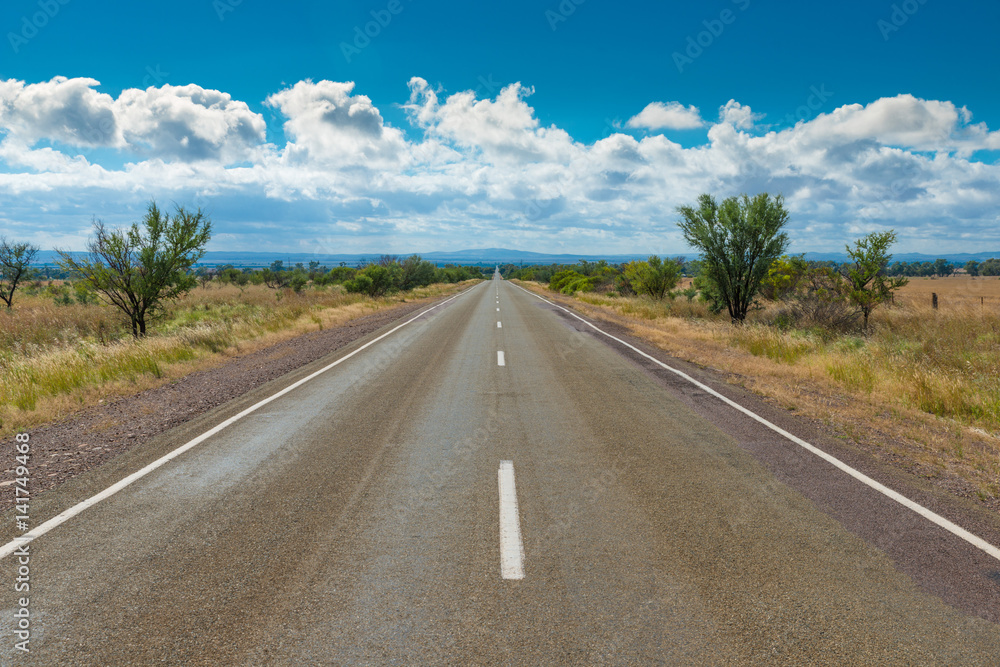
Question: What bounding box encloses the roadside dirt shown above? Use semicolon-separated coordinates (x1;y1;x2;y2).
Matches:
0;298;432;513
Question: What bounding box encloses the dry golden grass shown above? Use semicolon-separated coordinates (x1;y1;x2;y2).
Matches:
519;280;1000;507
0;281;475;438
897;275;1000;301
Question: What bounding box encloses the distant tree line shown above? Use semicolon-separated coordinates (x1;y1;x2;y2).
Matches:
200;255;486;296
884;258;1000;277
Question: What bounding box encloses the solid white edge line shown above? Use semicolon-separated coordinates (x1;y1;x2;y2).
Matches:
0;282;483;561
498;460;525;580
497;351;506;366
509;282;1000;563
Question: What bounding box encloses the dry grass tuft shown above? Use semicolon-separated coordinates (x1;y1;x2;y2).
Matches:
0;281;474;437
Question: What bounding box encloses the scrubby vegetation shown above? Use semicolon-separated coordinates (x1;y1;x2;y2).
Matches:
506;223;999;442
203;255;483;297
0;257;485;435
502;191;1000;504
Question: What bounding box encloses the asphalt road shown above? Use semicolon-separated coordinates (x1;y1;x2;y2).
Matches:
3;274;1000;665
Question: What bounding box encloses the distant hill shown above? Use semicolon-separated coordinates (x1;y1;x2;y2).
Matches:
36;248;664;268
34;247;1000;268
801;251;1000;264
418;248;657;264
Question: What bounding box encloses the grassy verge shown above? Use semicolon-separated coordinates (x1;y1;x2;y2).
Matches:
0;281;477;438
516;279;1000;508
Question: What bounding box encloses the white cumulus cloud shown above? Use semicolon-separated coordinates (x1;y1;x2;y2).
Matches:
266;79;407;166
406;77;578;164
0;76;118;147
0;80;998;255
114;84;266;162
717;100;761;130
626;101;705;131
0;77;266;164
790;94;1000;156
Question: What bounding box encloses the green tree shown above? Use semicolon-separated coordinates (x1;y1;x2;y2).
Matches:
57;202;212;337
677;192;790;322
345;263;398;297
0;237;39;309
260;267;289;289
399;254;436;290
841;230;907;332
622;255;681;300
980;258;1000;276
932;258;954;277
692;263;726;313
964;260;980;277
325;266;356;283
759;255;808;301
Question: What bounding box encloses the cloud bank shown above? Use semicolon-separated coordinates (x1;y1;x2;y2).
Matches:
1;76;998;255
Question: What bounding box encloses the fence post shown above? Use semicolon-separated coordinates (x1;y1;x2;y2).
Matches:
932;292;938;309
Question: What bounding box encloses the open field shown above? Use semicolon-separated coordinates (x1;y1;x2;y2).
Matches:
895;275;1000;309
0;281;478;438
516;278;1000;510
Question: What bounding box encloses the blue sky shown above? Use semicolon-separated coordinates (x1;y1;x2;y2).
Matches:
1;0;998;255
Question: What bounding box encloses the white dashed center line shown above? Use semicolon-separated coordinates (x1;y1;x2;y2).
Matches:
498;460;525;580
497;321;502;328
497;351;505;366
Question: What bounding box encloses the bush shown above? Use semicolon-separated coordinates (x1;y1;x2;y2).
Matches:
400;255;436;290
561;276;595;294
760;255;808;301
622;255;681;300
549;270;586;292
344;273;374;296
325;266;356;284
345;264;398;297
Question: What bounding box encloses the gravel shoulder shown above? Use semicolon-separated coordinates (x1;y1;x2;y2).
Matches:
0;296;437;513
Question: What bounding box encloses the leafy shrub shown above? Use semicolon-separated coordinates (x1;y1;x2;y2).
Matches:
561;276;595;294
622;256;681;300
549;270;586;292
344;273;375;296
325;266;356;284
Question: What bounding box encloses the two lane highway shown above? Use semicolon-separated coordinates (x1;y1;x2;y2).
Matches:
3;275;1000;664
